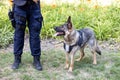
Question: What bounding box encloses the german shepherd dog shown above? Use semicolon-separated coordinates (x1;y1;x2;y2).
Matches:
54;16;101;72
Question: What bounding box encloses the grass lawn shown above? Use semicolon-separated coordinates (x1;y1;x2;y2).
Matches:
0;0;120;80
0;47;120;80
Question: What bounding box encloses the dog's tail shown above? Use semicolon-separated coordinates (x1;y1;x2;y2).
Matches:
95;46;101;55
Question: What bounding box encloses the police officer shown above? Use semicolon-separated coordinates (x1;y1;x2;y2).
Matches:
11;0;43;71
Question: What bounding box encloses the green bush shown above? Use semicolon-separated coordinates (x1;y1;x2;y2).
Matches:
41;4;120;40
0;3;13;48
0;1;120;47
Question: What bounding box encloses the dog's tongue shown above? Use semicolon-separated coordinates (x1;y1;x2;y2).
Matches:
54;32;63;36
54;33;59;36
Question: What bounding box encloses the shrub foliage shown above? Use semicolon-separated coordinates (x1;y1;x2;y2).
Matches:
0;1;120;47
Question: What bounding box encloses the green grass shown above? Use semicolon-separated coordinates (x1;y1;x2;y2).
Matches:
0;1;120;79
0;49;120;80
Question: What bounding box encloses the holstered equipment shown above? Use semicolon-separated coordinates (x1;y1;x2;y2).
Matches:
8;0;16;28
8;0;27;28
8;9;15;28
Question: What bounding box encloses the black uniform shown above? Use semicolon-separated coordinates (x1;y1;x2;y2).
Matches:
11;0;43;71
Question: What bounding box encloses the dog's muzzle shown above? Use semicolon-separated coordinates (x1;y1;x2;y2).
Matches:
54;27;65;36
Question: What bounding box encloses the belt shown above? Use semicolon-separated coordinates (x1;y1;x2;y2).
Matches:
26;1;40;5
26;1;35;5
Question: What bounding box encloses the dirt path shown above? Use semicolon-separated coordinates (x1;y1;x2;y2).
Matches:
0;36;120;54
0;36;63;54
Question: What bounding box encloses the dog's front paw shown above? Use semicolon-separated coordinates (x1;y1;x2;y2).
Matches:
64;64;69;69
93;62;97;65
68;67;73;72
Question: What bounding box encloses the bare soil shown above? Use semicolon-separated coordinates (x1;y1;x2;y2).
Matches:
0;35;120;54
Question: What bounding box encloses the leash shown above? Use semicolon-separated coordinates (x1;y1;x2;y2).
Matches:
49;40;64;45
50;41;64;45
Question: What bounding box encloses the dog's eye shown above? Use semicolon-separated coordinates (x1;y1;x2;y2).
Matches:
61;25;64;29
61;27;64;30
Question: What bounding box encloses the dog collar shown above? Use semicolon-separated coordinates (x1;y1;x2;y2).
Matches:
63;30;83;53
63;43;77;53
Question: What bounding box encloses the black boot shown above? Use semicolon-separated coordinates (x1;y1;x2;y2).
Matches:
33;56;42;71
12;55;21;69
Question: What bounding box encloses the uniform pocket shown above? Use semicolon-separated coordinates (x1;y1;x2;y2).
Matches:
15;14;26;25
34;13;43;23
31;12;43;32
14;13;26;29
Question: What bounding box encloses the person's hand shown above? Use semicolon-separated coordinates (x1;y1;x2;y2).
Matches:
8;0;13;6
33;0;38;4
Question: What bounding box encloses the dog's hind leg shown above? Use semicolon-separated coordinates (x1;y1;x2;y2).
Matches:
91;50;97;64
88;40;97;64
76;48;85;61
64;53;69;69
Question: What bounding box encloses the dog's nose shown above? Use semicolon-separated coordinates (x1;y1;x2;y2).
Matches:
54;27;57;30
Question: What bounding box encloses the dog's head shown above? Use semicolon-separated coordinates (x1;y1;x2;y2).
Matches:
54;16;73;36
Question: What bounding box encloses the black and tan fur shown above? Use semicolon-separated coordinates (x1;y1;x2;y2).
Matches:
54;16;101;72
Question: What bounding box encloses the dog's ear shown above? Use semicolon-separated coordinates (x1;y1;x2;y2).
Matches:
67;16;71;23
67;16;72;29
